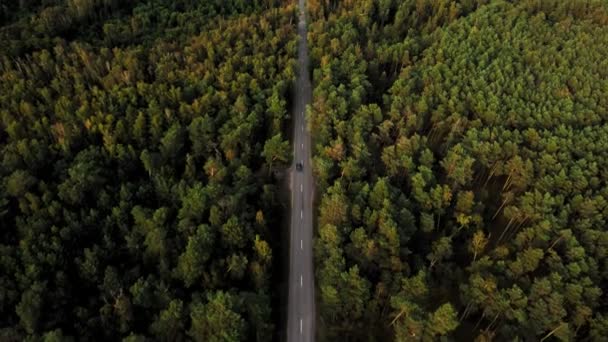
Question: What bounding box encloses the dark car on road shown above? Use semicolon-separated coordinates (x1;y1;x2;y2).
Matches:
296;162;303;171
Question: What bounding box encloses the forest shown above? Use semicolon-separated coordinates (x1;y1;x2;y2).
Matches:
0;0;296;340
3;0;608;341
308;0;608;341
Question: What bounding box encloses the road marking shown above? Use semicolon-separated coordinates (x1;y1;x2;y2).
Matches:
300;319;303;334
301;239;303;250
301;125;304;132
301;143;304;150
300;275;303;287
300;184;303;192
300;210;303;219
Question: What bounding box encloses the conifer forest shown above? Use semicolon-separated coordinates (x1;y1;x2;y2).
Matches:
1;0;608;341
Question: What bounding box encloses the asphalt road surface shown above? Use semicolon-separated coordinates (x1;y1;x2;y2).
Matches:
287;0;315;341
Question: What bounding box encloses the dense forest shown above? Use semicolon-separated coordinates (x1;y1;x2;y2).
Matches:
308;0;608;341
4;0;608;341
0;0;296;340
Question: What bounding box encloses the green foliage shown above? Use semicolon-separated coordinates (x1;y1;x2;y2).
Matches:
16;282;45;334
261;133;291;172
427;303;459;337
188;291;245;342
0;0;297;339
150;299;185;341
309;0;608;340
43;329;74;342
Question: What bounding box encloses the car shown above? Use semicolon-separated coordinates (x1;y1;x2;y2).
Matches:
296;162;303;171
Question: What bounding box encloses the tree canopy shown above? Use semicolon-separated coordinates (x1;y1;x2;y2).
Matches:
308;0;608;340
0;0;297;340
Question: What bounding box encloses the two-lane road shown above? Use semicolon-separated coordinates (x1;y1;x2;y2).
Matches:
287;0;314;341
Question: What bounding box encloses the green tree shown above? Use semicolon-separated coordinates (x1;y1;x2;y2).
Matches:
261;133;290;173
188;292;245;342
427;236;452;268
5;169;36;197
150;299;185;341
43;329;74;342
176;225;214;287
425;303;459;338
16;282;45;334
160;123;185;160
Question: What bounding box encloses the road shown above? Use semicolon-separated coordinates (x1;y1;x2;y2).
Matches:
287;0;315;341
